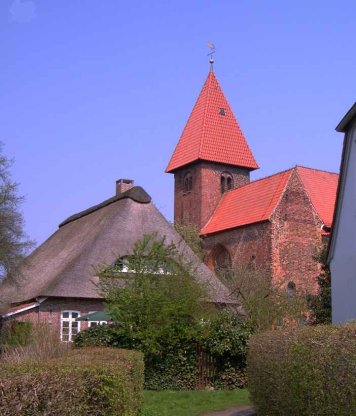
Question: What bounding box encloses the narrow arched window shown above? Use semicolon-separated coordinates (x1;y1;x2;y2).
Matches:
210;244;232;277
221;172;233;193
220;176;226;194
183;172;193;193
287;281;296;298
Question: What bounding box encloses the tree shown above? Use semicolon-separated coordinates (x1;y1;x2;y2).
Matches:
307;246;331;324
174;222;204;260
218;264;308;332
0;144;33;312
99;234;214;355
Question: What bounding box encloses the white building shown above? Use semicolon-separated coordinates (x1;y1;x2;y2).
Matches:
328;102;356;323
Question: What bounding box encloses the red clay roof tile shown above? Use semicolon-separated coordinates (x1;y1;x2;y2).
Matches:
296;166;339;228
201;166;339;235
166;70;258;172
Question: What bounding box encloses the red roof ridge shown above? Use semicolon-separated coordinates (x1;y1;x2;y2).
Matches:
262;170;293;220
210;165;338;201
199;70;213;157
228;166;294;193
295;165;339;176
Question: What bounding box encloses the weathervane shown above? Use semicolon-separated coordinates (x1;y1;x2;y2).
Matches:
207;42;216;69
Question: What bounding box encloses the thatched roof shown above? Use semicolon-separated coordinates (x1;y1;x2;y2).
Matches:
7;186;238;306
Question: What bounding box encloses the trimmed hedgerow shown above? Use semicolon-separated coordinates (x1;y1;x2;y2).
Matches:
247;323;356;416
74;312;253;390
0;347;144;416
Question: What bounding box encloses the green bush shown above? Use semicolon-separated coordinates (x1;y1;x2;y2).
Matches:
75;311;253;390
247;323;356;416
202;311;252;389
0;347;144;416
1;320;32;347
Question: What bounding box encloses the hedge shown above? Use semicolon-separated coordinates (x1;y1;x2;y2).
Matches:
0;347;144;416
247;323;356;416
74;312;253;390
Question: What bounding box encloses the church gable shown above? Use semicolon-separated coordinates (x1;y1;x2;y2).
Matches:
270;169;326;293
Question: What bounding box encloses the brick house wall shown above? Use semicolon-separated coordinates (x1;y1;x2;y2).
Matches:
174;161;250;229
10;297;105;340
270;170;324;294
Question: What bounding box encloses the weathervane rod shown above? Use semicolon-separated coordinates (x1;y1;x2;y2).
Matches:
207;42;216;70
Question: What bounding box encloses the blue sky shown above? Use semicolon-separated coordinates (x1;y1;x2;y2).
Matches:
1;0;355;246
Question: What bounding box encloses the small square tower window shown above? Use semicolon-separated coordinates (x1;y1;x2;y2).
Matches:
219;108;226;116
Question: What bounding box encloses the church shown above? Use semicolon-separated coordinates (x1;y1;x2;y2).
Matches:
1;64;339;338
166;66;339;294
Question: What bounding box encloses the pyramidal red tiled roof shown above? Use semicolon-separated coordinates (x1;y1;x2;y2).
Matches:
201;166;339;235
166;70;259;172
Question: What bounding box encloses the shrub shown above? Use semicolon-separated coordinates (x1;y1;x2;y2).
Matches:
202;311;253;389
0;347;144;416
247;323;356;416
75;311;253;390
1;323;69;363
0;320;32;347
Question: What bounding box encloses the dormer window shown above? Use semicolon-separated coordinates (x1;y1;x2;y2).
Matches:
219;108;226;116
221;172;234;193
183;171;193;193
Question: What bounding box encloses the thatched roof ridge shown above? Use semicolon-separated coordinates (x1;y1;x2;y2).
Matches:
7;186;238;308
59;186;151;227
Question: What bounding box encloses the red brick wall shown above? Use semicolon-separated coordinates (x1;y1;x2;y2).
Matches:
270;170;324;294
9;297;104;339
202;221;272;275
174;161;250;229
202;170;326;296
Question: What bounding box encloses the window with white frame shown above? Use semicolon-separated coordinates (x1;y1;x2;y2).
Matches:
87;311;107;327
61;310;80;342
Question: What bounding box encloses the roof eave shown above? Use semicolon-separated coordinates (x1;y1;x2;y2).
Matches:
200;219;270;237
166;157;259;174
336;102;356;132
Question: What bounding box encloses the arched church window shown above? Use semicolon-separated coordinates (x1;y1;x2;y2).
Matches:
221;172;234;193
183;172;193;193
211;244;232;277
220;176;226;194
287;281;296;298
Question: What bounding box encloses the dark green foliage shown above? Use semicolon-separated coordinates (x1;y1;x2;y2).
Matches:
144;344;199;390
75;311;253;390
247;323;356;416
76;235;254;390
202;311;252;389
308;246;331;324
74;323;122;348
0;320;32;347
99;234;212;356
0;347;144;416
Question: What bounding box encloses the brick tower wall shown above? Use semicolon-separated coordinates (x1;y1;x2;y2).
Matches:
174;161;250;229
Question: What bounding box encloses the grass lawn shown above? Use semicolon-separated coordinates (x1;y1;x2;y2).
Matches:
141;389;251;416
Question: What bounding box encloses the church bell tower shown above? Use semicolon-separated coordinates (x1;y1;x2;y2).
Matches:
166;66;258;231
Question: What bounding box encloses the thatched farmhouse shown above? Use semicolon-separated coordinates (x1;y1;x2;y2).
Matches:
3;180;237;341
166;67;339;294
